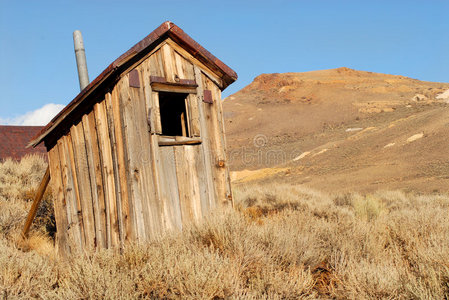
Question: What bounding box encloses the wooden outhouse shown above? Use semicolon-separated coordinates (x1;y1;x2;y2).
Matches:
29;21;237;254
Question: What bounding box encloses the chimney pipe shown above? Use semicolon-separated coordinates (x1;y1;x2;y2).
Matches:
73;30;90;91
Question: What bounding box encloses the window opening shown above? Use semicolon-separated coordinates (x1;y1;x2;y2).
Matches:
158;92;190;137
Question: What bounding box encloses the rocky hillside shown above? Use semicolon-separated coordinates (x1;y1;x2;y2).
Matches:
223;67;449;193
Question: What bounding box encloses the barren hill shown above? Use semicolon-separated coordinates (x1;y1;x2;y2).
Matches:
223;67;449;193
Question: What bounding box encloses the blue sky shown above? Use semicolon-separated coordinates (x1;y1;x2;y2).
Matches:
1;0;448;125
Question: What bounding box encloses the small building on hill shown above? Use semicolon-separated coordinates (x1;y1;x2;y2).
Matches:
0;126;46;161
28;21;237;255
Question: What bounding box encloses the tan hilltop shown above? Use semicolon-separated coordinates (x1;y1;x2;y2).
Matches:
223;67;449;193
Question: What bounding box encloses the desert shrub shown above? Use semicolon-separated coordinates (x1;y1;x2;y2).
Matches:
0;239;58;298
234;184;449;299
1;162;448;299
0;155;47;201
0;155;55;242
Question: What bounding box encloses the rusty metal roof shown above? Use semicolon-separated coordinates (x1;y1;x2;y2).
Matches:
29;21;237;148
0;126;46;161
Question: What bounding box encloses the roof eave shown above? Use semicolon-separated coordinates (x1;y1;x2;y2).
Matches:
28;21;237;149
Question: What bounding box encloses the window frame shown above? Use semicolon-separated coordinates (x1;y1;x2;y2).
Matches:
149;78;201;146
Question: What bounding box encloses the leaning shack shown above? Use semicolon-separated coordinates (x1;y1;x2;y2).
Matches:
28;22;237;254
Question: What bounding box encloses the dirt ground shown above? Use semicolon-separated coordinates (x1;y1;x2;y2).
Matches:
223;67;449;193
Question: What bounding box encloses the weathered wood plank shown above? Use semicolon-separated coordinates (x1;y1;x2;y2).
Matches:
188;145;204;221
84;111;107;248
174;50;195;79
94;100;120;247
174;145;202;225
181;111;188;137
115;79;138;242
150;83;197;94
140;59;153;119
202;74;229;207
65;132;86;248
166;39;223;88
148;48;165;78
161;44;176;82
119;75;146;241
158;136;202;146
148;134;166;235
117;42;165;82
58;137;83;250
174;146;193;224
173;50;186;79
111;81;131;242
56;140;72;248
105;93;125;247
21;167;50;239
159;147;183;231
70;122;96;250
82;114;103;248
193;66;216;212
187;93;200;137
151;91;162;134
149;76;196;86
191;144;209;218
133;65;164;239
48;145;70;257
140;58;166;237
212;84;234;207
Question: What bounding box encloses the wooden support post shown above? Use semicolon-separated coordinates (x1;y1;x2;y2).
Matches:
21;166;51;238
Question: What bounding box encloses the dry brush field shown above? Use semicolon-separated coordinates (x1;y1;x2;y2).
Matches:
1;155;449;299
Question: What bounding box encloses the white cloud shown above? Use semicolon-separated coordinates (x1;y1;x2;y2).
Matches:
0;103;65;126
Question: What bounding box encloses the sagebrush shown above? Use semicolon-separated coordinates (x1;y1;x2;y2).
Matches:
1;155;448;299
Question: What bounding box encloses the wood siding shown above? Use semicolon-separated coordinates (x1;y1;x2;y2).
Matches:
47;40;232;255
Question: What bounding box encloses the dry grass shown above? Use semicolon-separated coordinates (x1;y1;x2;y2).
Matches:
1;156;449;299
0;155;55;243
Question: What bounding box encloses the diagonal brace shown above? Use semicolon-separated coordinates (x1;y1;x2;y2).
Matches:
21;166;51;238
